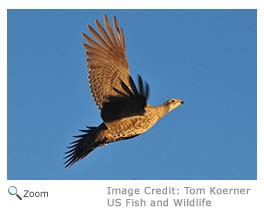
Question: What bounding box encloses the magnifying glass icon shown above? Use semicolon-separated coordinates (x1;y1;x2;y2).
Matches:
8;186;22;200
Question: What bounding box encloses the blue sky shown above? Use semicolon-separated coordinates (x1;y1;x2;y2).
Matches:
8;10;256;180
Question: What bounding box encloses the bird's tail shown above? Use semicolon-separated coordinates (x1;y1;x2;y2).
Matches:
64;123;106;168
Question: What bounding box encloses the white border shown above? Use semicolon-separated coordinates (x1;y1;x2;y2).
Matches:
257;9;264;181
0;0;261;9
0;8;7;181
0;1;263;210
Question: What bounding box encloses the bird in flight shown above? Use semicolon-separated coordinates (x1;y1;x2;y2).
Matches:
64;15;184;167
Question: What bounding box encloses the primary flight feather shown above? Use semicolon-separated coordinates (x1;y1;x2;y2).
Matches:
65;15;184;167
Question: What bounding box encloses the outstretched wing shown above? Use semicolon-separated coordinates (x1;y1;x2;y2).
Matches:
101;75;149;122
83;15;131;110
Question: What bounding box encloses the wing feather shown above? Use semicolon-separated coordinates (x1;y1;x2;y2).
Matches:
95;19;114;48
101;75;149;122
88;25;110;49
121;28;126;49
83;15;130;110
104;15;119;47
114;16;122;47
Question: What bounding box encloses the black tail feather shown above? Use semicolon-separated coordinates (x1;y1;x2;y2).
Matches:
64;124;106;168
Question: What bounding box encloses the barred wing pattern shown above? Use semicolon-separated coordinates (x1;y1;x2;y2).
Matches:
83;15;131;109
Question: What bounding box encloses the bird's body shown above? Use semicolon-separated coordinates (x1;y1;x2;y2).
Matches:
64;15;183;167
105;105;159;141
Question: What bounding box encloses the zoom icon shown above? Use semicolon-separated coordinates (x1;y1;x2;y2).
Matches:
8;186;22;200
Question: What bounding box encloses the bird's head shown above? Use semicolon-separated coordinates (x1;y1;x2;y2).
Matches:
164;98;184;112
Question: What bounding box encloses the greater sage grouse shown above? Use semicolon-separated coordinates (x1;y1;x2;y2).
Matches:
65;15;184;167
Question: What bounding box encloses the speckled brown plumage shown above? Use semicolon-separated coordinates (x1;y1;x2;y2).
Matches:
83;15;130;110
64;15;183;167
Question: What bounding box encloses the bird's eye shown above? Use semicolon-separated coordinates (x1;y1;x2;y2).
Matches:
171;99;175;103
